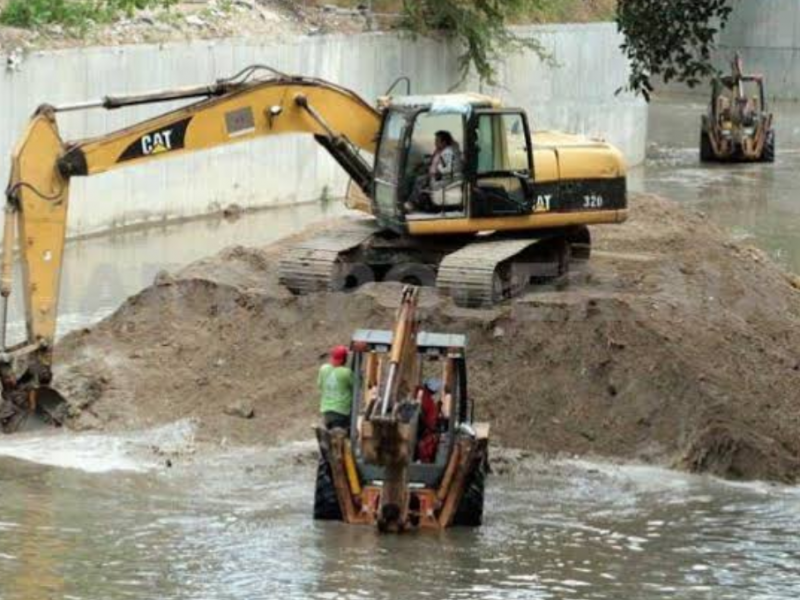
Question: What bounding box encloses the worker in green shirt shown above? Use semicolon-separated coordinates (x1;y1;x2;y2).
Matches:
318;345;354;432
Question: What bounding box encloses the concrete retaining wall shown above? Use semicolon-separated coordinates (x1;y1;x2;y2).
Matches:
0;24;646;237
483;24;647;166
657;0;800;101
716;0;800;100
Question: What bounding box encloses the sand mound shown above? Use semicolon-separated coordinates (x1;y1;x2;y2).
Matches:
54;194;800;483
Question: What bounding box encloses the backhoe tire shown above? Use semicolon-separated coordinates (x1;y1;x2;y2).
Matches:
313;456;343;521
761;130;776;163
700;130;715;162
452;455;487;527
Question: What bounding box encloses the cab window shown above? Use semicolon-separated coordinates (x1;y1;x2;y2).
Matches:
475;113;530;175
404;113;464;180
373;110;409;223
375;110;407;184
403;112;466;218
471;112;532;217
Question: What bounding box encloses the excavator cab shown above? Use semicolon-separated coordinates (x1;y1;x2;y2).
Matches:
371;96;535;230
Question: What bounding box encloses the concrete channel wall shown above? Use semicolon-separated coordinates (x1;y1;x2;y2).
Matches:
658;0;800;101
0;24;646;237
716;0;800;101
482;24;647;165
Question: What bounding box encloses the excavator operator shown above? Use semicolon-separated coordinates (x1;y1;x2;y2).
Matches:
429;131;462;180
407;130;462;213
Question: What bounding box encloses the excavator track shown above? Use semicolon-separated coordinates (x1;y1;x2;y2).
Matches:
279;220;379;293
436;234;568;308
281;223;582;307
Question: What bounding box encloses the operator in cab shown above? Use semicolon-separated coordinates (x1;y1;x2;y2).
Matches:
429;130;461;182
318;345;354;432
407;130;462;212
416;378;442;463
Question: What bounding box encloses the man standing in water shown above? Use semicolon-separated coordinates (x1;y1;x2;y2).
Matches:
318;345;353;432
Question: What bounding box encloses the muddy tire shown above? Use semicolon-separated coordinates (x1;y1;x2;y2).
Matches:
313;456;343;521
452;455;487;527
761;130;776;163
700;130;714;162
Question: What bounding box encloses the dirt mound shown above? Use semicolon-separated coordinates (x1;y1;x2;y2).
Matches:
54;194;800;483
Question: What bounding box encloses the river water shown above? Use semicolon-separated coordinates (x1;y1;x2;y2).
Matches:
0;97;799;600
631;95;800;272
0;427;798;600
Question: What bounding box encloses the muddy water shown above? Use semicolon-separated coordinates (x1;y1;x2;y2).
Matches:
631;96;800;272
0;428;799;600
1;97;800;599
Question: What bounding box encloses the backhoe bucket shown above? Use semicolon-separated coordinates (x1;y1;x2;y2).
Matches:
0;386;69;434
360;405;419;533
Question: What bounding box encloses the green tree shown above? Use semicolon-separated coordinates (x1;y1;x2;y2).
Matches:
616;0;734;99
398;0;733;99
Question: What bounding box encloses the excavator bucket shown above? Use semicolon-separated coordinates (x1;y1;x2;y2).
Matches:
0;386;68;434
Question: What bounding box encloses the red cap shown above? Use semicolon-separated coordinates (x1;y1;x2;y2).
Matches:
330;345;349;366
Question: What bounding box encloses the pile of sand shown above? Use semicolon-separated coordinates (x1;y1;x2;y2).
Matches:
54;194;800;483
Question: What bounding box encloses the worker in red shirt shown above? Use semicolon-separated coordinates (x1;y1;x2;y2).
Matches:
416;378;441;463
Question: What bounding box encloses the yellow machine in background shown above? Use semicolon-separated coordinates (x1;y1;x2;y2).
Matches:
1;65;627;432
700;53;775;162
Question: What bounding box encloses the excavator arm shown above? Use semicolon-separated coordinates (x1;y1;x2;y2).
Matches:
1;67;382;431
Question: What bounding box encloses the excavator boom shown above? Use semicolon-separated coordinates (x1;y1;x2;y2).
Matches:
1;68;382;432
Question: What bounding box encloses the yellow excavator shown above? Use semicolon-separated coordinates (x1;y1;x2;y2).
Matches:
315;285;490;531
1;65;627;432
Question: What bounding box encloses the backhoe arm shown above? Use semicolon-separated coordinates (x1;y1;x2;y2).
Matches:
377;285;420;417
361;285;421;532
1;70;382;426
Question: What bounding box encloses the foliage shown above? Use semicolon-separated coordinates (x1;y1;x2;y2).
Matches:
2;0;733;99
616;0;734;99
398;0;732;97
399;0;551;84
0;0;176;30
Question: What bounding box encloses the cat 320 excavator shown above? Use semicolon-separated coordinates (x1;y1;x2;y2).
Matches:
1;65;627;432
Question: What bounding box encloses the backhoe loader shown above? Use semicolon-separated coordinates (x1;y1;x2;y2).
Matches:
700;53;775;162
314;285;489;532
1;64;627;432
